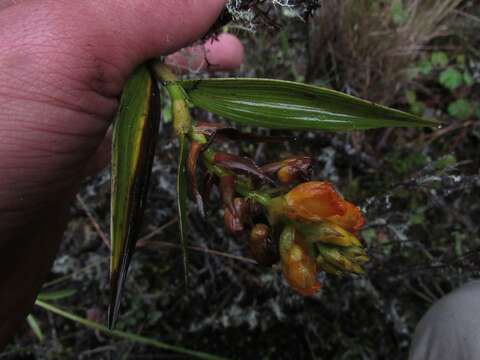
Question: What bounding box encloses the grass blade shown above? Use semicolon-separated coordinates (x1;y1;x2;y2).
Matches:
177;134;189;288
35;300;227;360
178;78;439;130
26;314;44;342
109;64;161;328
37;289;77;301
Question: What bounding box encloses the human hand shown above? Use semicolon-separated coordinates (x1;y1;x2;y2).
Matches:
0;0;243;345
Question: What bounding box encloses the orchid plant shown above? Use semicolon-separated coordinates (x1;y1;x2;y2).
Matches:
108;59;438;328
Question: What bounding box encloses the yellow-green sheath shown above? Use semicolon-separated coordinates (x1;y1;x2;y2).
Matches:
150;61;192;288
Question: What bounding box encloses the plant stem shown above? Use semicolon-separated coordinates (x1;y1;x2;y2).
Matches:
191;130;273;206
235;183;271;206
35;300;227;360
149;60;191;137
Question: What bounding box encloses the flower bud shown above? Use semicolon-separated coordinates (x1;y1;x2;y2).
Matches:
249;224;278;266
315;254;341;275
262;156;312;185
224;197;249;236
296;221;361;247
277;166;298;185
269;181;346;223
279;226;321;296
341;246;369;264
316;243;368;275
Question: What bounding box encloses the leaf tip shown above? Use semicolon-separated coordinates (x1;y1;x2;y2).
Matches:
107;264;129;330
107;272;121;329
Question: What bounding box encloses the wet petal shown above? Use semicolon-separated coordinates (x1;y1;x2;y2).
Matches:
327;201;364;232
284;181;346;222
279;226;321;296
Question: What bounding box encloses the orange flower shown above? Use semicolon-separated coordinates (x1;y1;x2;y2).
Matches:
270;181;346;223
327;201;364;232
269;182;365;232
279;226;321;296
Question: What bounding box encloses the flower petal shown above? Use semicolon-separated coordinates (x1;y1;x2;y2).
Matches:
284;181;346;222
327;202;364;232
279;226;321;296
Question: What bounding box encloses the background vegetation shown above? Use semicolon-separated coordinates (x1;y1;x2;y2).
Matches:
2;0;479;359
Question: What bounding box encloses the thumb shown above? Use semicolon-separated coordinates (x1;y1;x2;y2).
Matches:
1;0;227;95
81;0;228;78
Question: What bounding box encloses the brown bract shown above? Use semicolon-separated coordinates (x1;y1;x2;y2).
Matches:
224;198;250;236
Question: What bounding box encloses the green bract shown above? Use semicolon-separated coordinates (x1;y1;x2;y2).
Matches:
109;64;160;328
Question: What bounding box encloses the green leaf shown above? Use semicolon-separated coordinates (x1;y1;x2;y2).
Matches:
391;2;408;26
37;289;77;301
109;64;161;328
405;90;417;104
26;314;44;342
177;134;189;288
433;154;457;171
177;78;438;131
405;90;425;115
448;99;473;119
463;71;474;87
162;95;173;123
35;300;225;360
431;52;449;67
279;30;290;54
418;59;433;76
439;68;463;90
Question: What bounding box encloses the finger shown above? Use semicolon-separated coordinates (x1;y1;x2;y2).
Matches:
165;33;244;73
87;0;228;73
0;0;29;11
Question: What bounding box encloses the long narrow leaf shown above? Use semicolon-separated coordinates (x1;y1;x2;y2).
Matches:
37;289;77;301
177;78;439;130
35;300;226;360
26;314;44;342
177;134;189;288
109;64;161;328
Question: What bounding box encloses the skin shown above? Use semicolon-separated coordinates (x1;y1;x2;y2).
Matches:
0;0;244;346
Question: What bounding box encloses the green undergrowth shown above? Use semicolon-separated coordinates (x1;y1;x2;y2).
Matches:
3;1;479;359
